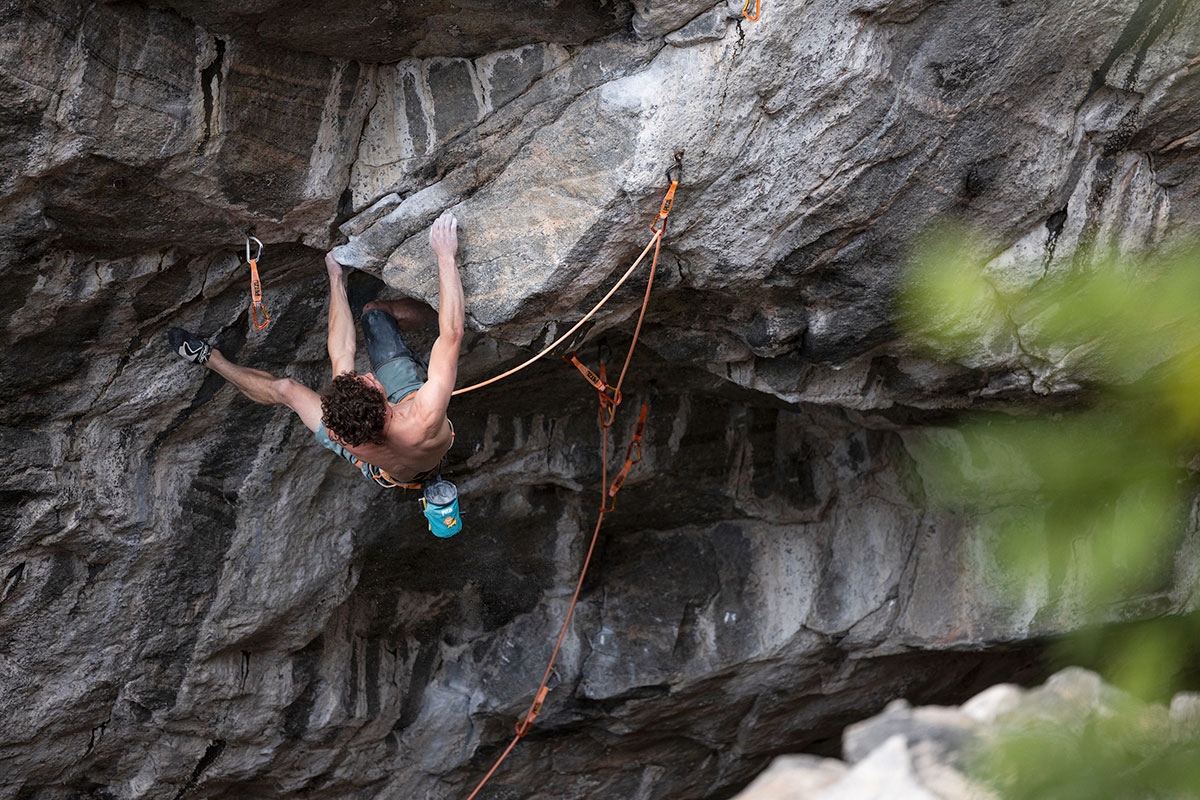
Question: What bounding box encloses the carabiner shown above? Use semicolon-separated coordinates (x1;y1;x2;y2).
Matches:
246;235;263;264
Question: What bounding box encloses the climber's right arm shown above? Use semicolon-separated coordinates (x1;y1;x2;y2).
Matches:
325;252;356;377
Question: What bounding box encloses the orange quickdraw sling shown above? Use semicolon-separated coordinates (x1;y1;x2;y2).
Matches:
246;235;270;330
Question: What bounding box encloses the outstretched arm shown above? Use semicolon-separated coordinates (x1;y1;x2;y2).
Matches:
325;253;356;377
413;211;464;426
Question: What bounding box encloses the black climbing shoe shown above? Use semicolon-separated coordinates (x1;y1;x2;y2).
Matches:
168;327;212;364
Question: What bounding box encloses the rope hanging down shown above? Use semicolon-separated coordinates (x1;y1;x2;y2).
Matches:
463;157;679;800
246;235;270;330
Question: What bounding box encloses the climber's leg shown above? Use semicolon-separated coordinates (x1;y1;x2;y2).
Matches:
168;328;322;432
205;350;323;433
361;307;428;401
363;298;437;331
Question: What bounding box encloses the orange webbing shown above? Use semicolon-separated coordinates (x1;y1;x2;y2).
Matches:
249;257;270;330
604;402;649;512
564;352;609;395
742;0;761;21
650;155;683;237
649;182;678;235
463;172;672;800
566;355;624;428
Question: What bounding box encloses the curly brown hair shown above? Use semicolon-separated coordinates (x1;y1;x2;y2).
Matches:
320;371;387;446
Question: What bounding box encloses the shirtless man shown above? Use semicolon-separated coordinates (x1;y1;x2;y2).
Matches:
167;211;464;486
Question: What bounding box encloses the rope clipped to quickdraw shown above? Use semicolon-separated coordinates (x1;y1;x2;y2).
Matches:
741;0;762;21
566;347;653;510
246;235;270;330
605;393;652;512
463;157;680;800
565;348;621;428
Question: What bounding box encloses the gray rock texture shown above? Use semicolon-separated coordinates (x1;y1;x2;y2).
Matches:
2;0;1200;799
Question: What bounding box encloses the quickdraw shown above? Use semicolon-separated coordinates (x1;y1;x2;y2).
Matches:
246;235;270;330
516;685;550;736
564;345;653;504
564;351;622;428
650;154;683;236
604;399;650;513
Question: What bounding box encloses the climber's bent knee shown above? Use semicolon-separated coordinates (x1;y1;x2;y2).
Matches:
274;377;323;432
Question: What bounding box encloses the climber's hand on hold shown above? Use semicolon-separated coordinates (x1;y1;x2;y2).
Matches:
430;211;458;264
325;251;344;281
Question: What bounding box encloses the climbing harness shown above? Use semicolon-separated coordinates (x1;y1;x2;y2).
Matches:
246;235;270;330
348;460;464;535
351;459;427;491
741;0;762;21
464;157;678;800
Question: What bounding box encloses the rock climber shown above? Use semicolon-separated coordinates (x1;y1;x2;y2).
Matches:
168;211;464;487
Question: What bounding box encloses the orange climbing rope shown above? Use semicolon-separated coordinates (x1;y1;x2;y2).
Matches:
463;159;678;800
246;235;270;330
451;233;661;396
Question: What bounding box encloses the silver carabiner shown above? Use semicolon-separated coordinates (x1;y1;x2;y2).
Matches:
246;235;263;263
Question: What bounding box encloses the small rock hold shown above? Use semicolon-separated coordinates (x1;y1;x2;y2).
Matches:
665;9;730;46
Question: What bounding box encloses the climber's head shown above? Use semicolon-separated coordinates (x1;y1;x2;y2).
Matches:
321;371;387;446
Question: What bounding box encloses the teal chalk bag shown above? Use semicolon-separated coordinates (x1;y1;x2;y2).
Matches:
421;478;462;538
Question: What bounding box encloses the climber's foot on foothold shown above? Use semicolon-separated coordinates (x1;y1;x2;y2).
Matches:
168;327;212;364
347;270;384;322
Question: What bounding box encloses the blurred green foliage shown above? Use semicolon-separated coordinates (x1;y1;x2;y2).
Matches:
974;703;1200;800
900;229;1200;798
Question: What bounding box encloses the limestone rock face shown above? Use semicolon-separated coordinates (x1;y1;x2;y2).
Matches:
2;1;1200;799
